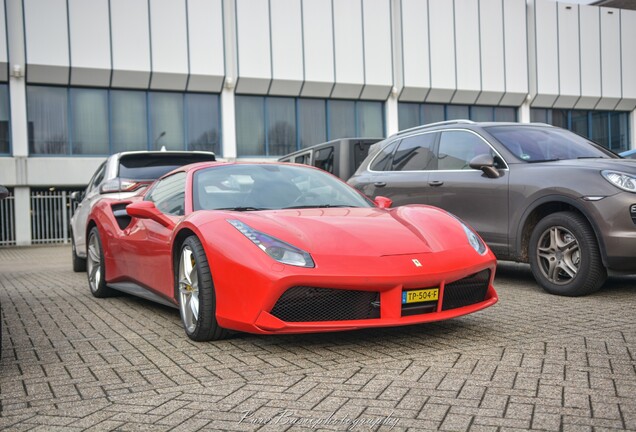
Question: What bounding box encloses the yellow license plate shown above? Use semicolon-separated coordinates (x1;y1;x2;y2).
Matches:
402;288;439;304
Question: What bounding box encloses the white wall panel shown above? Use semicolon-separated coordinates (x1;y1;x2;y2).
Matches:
597;7;621;110
187;0;225;92
24;0;69;84
616;9;636;111
110;0;151;89
331;0;364;99
532;0;558;107
149;0;188;90
554;3;580;108
452;0;480;104
576;5;601;109
400;0;429;102
427;0;455;103
0;0;8;81
500;0;528;106
235;0;271;94
360;0;392;100
301;0;334;97
68;0;111;87
270;0;303;96
477;0;504;105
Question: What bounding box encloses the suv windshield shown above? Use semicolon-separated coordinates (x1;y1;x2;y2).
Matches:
118;153;215;179
485;126;617;162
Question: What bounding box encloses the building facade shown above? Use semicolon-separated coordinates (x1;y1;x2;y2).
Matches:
0;0;635;245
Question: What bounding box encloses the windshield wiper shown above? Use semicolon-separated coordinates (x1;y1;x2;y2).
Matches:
216;206;264;211
281;204;354;210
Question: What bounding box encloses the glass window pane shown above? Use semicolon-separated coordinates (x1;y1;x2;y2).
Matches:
356;101;383;137
298;98;326;148
494;107;516;122
530;108;547;123
571;110;589;138
398;103;419;130
71;88;109;155
548;109;568;129
111;90;148;153
150;92;184;150
470;106;494;122
267;97;296;156
392;132;437;171
591;111;609;148
421;104;445;124
328;100;355;139
0;85;9;154
610;112;629;153
236;96;265;156
446;104;469;120
186;93;220;154
438;131;492;170
27;86;69;154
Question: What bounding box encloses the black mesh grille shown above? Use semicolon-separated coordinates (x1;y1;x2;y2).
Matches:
270;287;380;322
441;270;490;311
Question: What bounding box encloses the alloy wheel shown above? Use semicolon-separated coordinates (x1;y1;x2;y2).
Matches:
87;233;102;292
536;225;581;285
179;246;200;333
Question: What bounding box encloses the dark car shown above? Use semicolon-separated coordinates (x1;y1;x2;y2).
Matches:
70;151;216;272
349;120;636;297
278;138;382;180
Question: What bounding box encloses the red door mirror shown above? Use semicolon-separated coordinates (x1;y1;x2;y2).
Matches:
126;201;175;228
374;196;392;209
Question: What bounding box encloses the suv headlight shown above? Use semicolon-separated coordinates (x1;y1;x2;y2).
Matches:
602;170;636;193
228;219;315;268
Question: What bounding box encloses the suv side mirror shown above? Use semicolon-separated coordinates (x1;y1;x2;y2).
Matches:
374;196;393;209
0;186;8;200
126;201;175;229
70;191;84;202
469;154;500;179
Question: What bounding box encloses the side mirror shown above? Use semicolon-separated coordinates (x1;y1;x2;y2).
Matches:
126;201;175;229
374;196;393;209
70;191;83;202
469;154;500;179
0;186;8;200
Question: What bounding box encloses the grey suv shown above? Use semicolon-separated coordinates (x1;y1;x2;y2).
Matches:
70;151;216;272
349;120;636;296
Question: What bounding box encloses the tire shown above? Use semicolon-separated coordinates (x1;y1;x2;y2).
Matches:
72;234;87;272
529;211;606;296
177;236;228;341
86;227;114;298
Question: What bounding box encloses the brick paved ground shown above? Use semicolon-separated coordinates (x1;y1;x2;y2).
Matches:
0;245;634;431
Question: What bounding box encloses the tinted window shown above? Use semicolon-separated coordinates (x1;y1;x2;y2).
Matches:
392;133;437;171
314;146;335;174
146;172;186;216
485;126;616;162
370;141;398;171
87;163;106;193
118;154;215;180
438;131;493;170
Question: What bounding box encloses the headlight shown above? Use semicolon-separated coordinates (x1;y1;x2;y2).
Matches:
602;170;636;193
446;215;488;255
228;219;315;268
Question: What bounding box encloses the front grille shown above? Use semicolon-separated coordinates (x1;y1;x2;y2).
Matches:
270;287;380;322
441;270;490;311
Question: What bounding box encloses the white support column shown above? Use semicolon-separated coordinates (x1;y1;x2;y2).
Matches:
519;96;532;124
13;187;31;246
221;85;236;160
631;109;636;150
221;0;237;160
385;87;400;136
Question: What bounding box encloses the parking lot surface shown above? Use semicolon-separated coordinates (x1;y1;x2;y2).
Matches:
0;245;634;431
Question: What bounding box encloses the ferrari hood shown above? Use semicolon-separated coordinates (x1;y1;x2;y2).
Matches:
227;206;465;257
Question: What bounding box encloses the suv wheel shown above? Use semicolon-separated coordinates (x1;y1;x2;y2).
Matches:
71;234;87;272
529;211;606;296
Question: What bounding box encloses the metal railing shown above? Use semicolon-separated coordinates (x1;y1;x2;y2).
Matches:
30;189;81;245
0;190;15;246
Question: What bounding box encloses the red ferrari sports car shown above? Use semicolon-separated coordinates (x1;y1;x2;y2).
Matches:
86;162;498;341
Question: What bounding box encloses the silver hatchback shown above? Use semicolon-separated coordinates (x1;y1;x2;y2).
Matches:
70;151;216;272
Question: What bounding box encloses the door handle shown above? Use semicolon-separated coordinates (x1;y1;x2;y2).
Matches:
428;180;444;187
374;182;387;188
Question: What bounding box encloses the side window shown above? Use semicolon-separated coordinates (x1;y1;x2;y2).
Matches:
87;162;106;194
391;133;437;171
370;141;398;171
314;146;335;174
146;172;187;216
438;131;493;170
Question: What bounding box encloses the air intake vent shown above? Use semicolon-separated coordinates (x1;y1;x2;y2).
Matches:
441;270;490;311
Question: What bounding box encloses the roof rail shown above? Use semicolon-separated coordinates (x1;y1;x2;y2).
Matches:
395;119;475;136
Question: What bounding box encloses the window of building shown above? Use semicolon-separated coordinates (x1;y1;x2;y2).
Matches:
0;84;10;154
398;103;517;131
26;86;221;156
235;96;385;157
531;108;630;153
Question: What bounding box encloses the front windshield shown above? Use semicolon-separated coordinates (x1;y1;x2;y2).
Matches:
193;164;373;211
485;126;617;162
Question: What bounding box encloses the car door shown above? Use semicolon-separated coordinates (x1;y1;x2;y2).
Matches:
73;161;106;253
426;129;510;254
360;133;437;206
123;172;186;298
